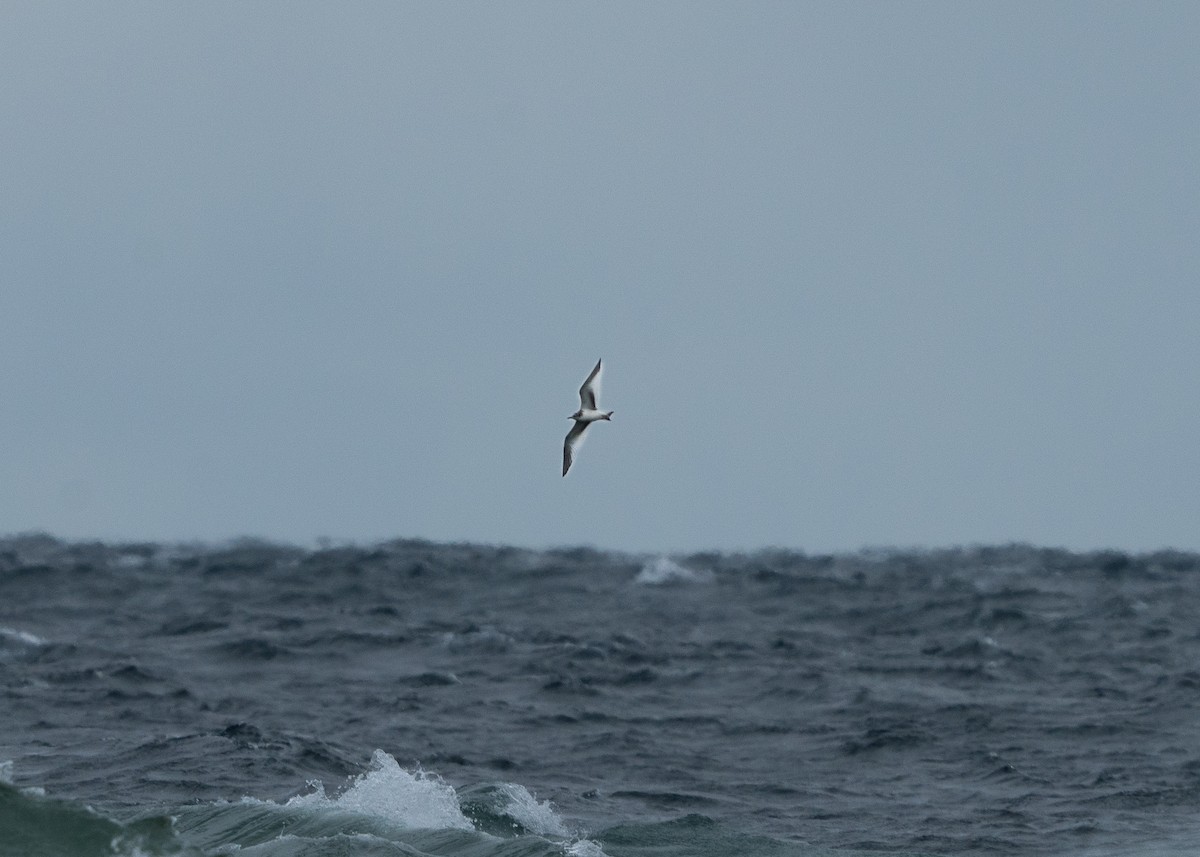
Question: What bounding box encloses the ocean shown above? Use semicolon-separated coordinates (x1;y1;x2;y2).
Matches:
2;534;1200;856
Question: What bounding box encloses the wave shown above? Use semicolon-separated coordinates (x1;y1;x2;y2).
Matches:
283;748;474;830
173;749;608;856
0;751;842;857
0;626;46;647
0;780;181;857
633;556;714;585
0;749;609;857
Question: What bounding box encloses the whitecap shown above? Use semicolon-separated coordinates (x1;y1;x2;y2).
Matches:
0;627;47;647
634;556;714;585
0;760;12;784
248;751;610;852
286;749;473;831
493;781;570;838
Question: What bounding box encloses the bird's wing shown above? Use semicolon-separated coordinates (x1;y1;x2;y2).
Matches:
563;421;590;476
578;358;602;410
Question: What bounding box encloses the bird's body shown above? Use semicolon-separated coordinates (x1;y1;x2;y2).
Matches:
563;359;612;476
572;408;611;424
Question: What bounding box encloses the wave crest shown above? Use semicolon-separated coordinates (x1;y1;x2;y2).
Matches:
287;748;473;831
635;556;714;585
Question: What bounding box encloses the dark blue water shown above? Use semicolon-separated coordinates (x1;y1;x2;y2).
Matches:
3;534;1200;856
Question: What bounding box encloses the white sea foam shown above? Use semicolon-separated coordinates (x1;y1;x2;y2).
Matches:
494;782;570;838
246;750;608;851
494;787;615;856
0;626;47;647
634;556;714;585
286;749;473;831
0;760;13;784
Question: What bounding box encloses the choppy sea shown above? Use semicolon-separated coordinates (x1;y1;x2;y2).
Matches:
3;535;1200;856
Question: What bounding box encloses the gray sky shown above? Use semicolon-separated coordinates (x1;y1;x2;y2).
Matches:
2;3;1197;553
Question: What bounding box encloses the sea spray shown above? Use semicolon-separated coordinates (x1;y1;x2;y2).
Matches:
288;749;474;831
634;556;714;585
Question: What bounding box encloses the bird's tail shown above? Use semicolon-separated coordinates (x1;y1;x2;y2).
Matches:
603;411;614;420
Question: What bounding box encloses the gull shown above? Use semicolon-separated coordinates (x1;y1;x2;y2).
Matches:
563;358;613;476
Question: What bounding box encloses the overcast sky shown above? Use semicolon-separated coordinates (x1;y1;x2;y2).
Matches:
1;3;1197;553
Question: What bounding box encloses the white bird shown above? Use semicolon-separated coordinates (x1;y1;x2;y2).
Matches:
563;358;613;476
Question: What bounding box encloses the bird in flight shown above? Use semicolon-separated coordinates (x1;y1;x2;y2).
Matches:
563;358;613;476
